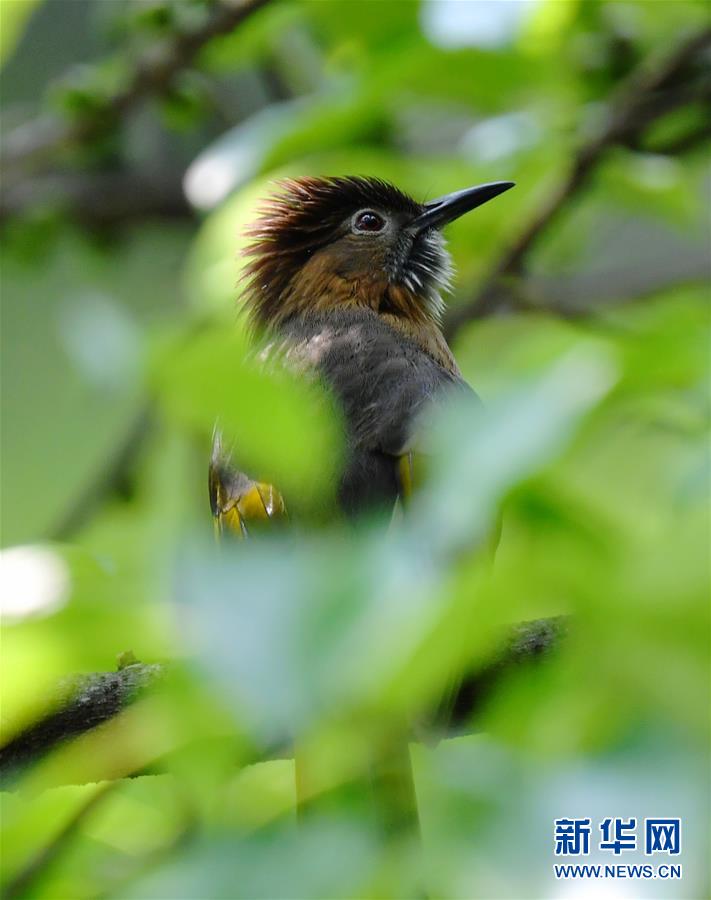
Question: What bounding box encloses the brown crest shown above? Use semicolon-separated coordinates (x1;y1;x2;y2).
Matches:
241;176;427;329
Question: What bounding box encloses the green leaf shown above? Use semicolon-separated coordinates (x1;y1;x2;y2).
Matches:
0;0;41;65
151;324;342;510
0;226;191;547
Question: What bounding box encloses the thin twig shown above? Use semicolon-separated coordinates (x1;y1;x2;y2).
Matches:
0;171;190;227
445;27;711;336
50;407;152;541
1;0;272;172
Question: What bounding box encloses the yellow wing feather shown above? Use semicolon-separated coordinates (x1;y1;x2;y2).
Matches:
209;430;287;538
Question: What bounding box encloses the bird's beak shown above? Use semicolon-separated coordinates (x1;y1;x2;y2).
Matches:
411;181;515;233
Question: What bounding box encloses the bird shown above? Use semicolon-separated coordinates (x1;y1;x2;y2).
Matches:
209;175;514;532
208;175;515;853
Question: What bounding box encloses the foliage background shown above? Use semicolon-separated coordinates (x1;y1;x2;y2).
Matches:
1;1;709;898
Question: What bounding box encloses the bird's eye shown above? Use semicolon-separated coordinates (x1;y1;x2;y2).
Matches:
353;210;386;233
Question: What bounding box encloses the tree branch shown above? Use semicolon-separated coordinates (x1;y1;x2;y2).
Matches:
1;0;272;173
447;615;567;728
0;662;165;785
0;171;190;228
445;26;711;336
0;617;567;785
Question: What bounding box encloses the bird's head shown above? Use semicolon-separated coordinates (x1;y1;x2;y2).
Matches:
243;176;514;329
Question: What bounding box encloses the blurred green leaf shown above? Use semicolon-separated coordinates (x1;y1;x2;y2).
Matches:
0;0;41;65
127;817;380;900
151;323;342;509
0;226;191;547
598;150;698;225
171;347;614;745
413;732;709;898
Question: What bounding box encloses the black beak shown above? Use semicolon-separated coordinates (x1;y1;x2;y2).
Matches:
411;181;515;233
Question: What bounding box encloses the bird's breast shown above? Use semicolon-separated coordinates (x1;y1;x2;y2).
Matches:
279;308;465;455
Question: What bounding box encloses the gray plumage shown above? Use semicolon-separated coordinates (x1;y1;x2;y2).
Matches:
277;308;476;514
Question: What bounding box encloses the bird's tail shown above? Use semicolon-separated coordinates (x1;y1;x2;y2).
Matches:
209;428;287;538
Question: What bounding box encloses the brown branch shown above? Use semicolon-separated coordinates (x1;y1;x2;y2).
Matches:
0;662;165;785
0;617;567;785
445;26;711;336
0;172;190;228
447;615;568;728
1;0;272;172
